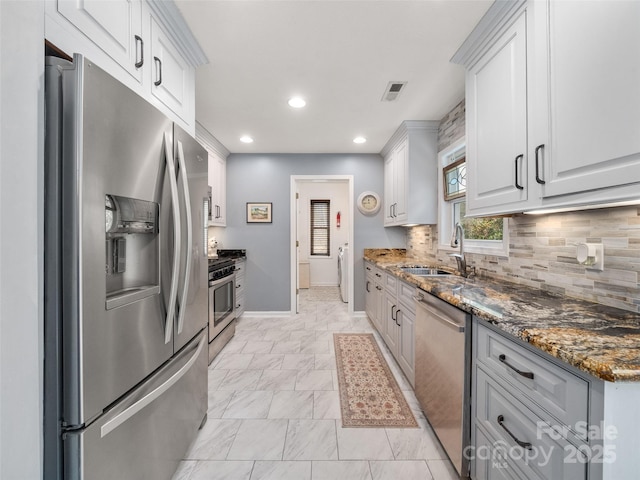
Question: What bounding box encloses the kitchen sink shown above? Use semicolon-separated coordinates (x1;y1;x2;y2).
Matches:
400;267;453;276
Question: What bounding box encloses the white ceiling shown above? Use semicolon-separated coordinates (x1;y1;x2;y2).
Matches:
175;0;492;154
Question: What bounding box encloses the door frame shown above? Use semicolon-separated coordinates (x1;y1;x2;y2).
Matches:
290;175;354;314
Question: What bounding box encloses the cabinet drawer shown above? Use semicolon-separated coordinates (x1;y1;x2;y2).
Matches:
476;323;588;437
397;280;416;313
384;272;397;292
474;426;527;480
372;267;384;283
476;368;587;480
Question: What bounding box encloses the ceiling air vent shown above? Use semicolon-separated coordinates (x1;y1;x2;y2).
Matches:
381;81;407;102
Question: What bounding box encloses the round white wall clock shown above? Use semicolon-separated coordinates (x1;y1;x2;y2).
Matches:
357;191;381;216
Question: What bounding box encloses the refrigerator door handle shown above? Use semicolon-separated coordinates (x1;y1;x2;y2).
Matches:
99;334;205;438
175;140;192;335
164;132;180;344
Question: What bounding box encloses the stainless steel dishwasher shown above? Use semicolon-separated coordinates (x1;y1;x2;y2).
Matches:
414;289;471;478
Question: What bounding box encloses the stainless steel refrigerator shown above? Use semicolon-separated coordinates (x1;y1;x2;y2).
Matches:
44;54;209;480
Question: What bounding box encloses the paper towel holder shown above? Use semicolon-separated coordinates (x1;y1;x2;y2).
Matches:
576;242;604;271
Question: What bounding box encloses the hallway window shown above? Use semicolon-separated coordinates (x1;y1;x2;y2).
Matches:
310;199;330;256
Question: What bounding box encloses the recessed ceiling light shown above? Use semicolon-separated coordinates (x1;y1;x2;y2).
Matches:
288;97;306;108
240;135;254;144
353;136;367;144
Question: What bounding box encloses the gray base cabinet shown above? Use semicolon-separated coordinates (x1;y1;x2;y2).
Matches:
364;261;385;335
471;319;599;480
364;262;415;387
234;258;246;319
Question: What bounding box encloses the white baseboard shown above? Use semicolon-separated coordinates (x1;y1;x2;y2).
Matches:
242;311;294;317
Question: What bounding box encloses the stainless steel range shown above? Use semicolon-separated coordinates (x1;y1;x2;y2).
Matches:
208;258;236;363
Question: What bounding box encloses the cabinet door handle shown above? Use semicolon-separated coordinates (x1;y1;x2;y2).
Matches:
366;281;370;293
366;266;371;271
134;35;144;68
154;57;162;86
376;285;382;291
391;304;397;321
375;273;381;278
499;354;534;379
395;309;401;326
514;154;524;190
497;415;532;450
535;144;546;184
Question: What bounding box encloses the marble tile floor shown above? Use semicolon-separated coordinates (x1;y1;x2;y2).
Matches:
173;286;459;480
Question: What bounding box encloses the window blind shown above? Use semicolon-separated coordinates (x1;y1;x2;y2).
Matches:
310;199;330;256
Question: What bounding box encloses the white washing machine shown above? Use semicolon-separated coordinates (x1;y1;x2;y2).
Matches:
338;243;349;303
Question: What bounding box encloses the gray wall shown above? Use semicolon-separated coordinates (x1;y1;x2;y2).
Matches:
213;153;405;312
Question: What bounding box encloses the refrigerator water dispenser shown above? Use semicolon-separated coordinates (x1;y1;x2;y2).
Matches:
105;195;160;309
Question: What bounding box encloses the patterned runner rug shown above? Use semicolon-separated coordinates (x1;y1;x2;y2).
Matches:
334;333;418;428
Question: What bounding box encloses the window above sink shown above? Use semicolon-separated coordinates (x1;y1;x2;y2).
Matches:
438;138;509;257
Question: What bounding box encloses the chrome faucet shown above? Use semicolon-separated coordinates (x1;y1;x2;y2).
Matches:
449;223;468;277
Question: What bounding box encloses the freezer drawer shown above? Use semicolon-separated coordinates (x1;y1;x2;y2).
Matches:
64;332;207;480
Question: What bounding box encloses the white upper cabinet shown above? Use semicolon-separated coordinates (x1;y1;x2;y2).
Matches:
196;124;229;227
530;0;640;199
208;151;227;227
46;0;207;135
149;16;194;126
381;121;438;226
465;9;530;215
453;0;640;216
55;0;144;84
384;137;409;224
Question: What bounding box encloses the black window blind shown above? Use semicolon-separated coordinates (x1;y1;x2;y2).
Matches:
310;199;330;256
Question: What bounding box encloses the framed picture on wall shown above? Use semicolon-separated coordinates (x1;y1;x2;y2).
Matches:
246;202;272;223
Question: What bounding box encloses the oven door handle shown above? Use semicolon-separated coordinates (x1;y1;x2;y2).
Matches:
164;132;180;345
209;273;235;289
175;140;192;335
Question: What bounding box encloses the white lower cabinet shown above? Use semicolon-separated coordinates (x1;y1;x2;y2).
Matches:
364;263;415;387
364;261;384;336
395;283;415;386
234;258;246;318
475;368;587;480
471;319;595;480
383;290;400;356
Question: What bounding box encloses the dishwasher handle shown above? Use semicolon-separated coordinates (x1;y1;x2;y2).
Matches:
414;293;465;333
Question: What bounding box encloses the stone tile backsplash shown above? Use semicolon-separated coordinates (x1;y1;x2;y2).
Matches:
406;207;640;313
437;99;465;153
410;97;640;312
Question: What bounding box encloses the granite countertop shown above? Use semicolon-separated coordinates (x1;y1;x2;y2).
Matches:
364;249;640;382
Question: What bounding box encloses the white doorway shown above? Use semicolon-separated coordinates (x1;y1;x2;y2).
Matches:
290;175;354;315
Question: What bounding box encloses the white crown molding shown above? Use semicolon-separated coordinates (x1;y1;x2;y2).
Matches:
380;120;439;157
147;0;208;67
196;122;230;158
451;0;526;68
